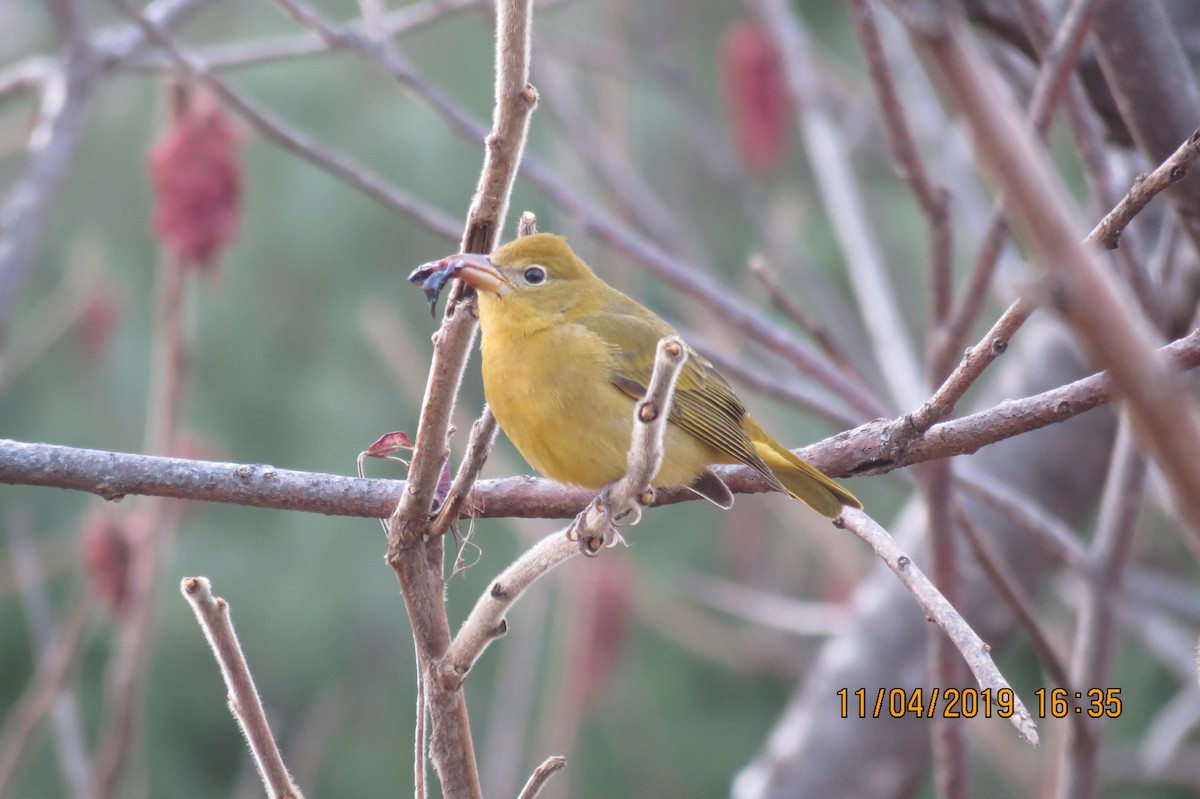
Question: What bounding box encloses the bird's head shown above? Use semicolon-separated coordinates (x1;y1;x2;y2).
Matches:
426;234;600;322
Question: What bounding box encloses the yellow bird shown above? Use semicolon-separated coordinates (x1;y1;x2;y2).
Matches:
421;233;860;517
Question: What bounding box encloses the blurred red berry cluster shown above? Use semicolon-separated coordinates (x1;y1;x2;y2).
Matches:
721;19;792;174
147;86;243;271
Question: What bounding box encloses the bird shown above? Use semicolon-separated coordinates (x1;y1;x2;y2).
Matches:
417;233;860;518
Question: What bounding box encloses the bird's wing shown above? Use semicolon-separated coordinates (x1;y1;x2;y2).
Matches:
585;307;785;490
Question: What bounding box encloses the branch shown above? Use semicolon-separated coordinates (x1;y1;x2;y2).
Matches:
847;0;953;332
935;0;1102;378
835;508;1039;744
180;578;303;799
515;756;567;799
1057;419;1147;797
755;0;924;410
5;327;1200;518
1092;129;1200;251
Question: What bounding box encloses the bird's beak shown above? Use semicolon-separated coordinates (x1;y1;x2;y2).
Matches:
447;253;511;295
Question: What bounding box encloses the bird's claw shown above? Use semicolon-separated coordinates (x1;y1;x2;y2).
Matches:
565;483;648;556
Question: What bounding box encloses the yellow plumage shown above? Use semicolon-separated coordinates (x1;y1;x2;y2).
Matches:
456;233;860;517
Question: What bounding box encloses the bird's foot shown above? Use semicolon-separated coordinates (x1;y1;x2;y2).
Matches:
566;484;652;557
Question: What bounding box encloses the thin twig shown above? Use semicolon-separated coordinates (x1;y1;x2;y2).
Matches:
1056;419;1146;799
955;508;1071;691
756;0;924;410
919;460;969;798
847;0;953;335
1092;129;1200;251
181;577;304;799
0;590;92;797
934;0;1102;379
0;514;93;799
431;407;499;538
515;756;567;799
835;508;1039;744
746;255;861;382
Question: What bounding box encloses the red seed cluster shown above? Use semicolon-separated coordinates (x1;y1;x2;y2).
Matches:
148;92;243;271
721;19;792;174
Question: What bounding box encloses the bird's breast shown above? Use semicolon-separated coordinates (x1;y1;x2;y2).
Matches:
479;314;717;490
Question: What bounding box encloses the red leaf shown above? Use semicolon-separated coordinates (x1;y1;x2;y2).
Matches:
147;86;244;272
365;431;414;459
721;19;792;174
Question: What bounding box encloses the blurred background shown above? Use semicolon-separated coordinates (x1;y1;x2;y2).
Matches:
3;0;1200;797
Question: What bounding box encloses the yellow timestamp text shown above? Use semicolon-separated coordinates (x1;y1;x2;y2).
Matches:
836;687;1123;719
1034;688;1122;718
837;687;1016;719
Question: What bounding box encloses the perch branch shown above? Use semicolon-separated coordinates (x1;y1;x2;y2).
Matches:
5;328;1200;519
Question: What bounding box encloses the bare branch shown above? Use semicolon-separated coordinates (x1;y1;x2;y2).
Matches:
847;0;953;332
935;0;1102;378
181;577;304;799
1057;419;1147;798
5;329;1200;518
442;531;579;688
955;508;1071;690
0;514;93;799
835;508;1039;744
431;407;499;538
1093;129;1200;251
755;0;924;410
515;756;567;799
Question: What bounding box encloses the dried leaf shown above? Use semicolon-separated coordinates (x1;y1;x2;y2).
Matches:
364;431;414;459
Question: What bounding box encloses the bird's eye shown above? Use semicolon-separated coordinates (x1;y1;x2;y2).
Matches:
523;266;546;285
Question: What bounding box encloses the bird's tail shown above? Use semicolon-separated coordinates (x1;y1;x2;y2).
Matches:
751;434;861;518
